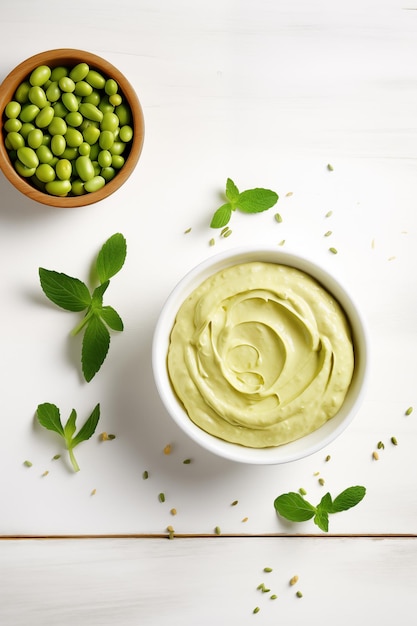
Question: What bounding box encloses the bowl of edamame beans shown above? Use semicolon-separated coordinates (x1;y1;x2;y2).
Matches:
0;49;144;207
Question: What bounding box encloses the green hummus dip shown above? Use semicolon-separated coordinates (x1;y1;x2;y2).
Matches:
167;262;354;448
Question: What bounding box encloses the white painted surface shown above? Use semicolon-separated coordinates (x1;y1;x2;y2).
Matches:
0;0;416;622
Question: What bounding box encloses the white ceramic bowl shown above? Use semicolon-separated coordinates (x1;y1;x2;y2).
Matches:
152;247;369;464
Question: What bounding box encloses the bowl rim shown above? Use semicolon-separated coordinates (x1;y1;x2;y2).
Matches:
0;48;144;207
152;246;370;465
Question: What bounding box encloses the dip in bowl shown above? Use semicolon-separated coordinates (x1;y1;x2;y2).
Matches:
152;247;369;464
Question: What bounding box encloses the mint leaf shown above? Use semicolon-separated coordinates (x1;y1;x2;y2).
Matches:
332;486;366;513
100;306;124;331
92;281;110;307
314;508;329;532
274;492;316;522
39;269;91;312
236;188;279;214
225;178;239;202
36;403;64;437
81;314;111;382
36;403;100;472
210;203;232;228
96;233;127;283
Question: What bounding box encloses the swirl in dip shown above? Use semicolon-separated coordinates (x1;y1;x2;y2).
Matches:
167;262;354;448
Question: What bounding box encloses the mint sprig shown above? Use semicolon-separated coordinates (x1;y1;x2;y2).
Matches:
36;402;100;472
210;178;278;228
274;486;366;532
39;233;126;382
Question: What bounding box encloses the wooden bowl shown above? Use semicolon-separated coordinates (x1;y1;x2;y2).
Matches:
0;49;144;207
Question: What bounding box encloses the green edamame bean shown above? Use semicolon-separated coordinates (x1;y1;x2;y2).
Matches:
74;80;93;97
52;101;68;118
98;130;114;150
119;125;133;142
35;106;55;128
98;149;112;168
101;112;119;132
36;163;56;183
46;81;61;102
51;134;66;156
50;66;68;82
48;117;67;136
98;96;114;115
36;145;54;163
20;122;35;139
84;175;105;193
82;90;100;106
28;85;47;109
65;127;83;148
75;155;95;181
27;128;44;149
71;179;86;195
65;111;83;127
62;92;79;112
89;143;100;161
55;159;72;180
115;103;131;125
19;104;40;123
6;131;25;150
4;118;22;133
78;142;90;156
14;81;31;104
45;179;71;196
104;79;118;96
100;166;116;182
86;69;106;89
29;65;51;87
79;102;103;122
17;146;39;169
110;141;126;155
111;155;125;169
69;62;89;82
109;93;122;107
82;125;100;145
5;101;21;119
59;76;75;93
15;160;36;177
61;147;78;160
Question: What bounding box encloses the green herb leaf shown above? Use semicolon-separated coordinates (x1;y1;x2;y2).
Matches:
331;486;366;512
36;403;64;437
210;203;232;228
318;492;333;513
274;492;316;522
314;508;329;532
225;178;240;202
236;188;279;214
36;403;100;472
100;306;124;331
96;233;127;283
92;281;110;307
39;269;91;312
81;314;111;382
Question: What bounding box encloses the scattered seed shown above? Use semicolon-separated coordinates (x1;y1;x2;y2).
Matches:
270;594;277;600
274;212;283;223
163;444;172;455
296;590;303;598
372;451;379;461
324;230;332;237
263;567;273;573
262;587;270;593
100;432;109;441
371;238;376;249
242;517;249;523
214;526;221;535
405;406;413;416
221;226;229;236
209;238;215;246
278;239;286;246
299;487;307;496
325;210;333;218
184;227;192;234
318;478;325;486
168;531;175;540
327;163;334;171
23;460;33;467
329;247;338;254
253;607;260;614
41;470;49;477
377;441;385;450
325;454;331;462
90;489;97;496
170;508;177;515
231;500;239;506
223;228;232;238
183;458;191;464
285;191;293;197
158;492;166;502
257;583;265;590
391;436;398;446
313;471;320;476
52;454;61;460
289;575;299;586
142;470;149;479
167;526;175;540
107;434;116;440
388;256;396;261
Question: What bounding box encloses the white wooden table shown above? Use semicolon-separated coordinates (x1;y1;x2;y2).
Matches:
1;1;416;624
